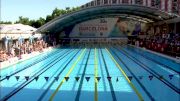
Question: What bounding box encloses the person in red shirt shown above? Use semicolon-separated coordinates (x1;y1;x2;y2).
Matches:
157;43;162;52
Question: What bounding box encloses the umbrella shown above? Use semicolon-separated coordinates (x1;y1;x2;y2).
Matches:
3;36;9;51
18;36;23;46
29;35;34;44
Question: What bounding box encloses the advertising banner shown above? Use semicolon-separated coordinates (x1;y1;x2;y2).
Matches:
60;17;143;38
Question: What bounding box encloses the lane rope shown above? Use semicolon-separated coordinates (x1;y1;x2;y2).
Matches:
94;48;98;101
105;48;144;101
49;48;86;101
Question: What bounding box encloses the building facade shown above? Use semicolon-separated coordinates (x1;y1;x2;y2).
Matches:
82;0;180;15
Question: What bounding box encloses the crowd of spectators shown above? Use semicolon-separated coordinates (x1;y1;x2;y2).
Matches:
129;32;180;57
0;39;48;62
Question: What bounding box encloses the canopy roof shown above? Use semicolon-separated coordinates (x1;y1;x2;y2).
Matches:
37;5;179;34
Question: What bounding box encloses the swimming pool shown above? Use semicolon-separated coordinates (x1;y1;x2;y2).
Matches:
0;45;179;101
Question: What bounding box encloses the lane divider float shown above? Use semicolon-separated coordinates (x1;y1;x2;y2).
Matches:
105;48;144;101
49;48;86;101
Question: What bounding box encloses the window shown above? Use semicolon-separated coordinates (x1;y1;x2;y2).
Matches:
86;3;89;7
91;1;94;6
135;0;143;5
172;0;179;14
81;5;85;9
151;0;161;8
104;0;108;4
122;0;129;4
112;0;117;4
97;0;101;5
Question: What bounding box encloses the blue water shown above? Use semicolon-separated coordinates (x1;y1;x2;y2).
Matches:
0;46;179;101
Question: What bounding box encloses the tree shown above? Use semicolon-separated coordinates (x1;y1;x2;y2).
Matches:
0;21;12;24
29;20;37;27
52;8;61;18
1;6;81;28
29;17;45;28
38;17;45;25
15;16;30;25
60;9;67;15
45;15;53;23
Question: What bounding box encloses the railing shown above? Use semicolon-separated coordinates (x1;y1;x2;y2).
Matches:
80;0;179;15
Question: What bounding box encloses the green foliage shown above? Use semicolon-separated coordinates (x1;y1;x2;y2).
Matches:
44;6;80;26
1;7;80;28
15;16;30;25
30;17;45;28
0;21;12;24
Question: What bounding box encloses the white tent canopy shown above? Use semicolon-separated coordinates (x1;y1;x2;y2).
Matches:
0;24;42;40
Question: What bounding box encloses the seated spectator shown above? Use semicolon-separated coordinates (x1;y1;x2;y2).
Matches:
10;46;15;57
0;50;8;62
135;40;139;47
129;31;179;58
157;43;161;52
0;50;3;62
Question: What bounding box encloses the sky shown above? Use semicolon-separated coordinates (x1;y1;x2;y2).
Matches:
1;0;92;22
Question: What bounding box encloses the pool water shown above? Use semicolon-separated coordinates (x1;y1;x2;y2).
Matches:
0;45;179;101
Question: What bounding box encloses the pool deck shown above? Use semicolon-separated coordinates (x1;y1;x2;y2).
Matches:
129;44;180;63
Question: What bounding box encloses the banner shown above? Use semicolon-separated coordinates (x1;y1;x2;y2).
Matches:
60;17;143;38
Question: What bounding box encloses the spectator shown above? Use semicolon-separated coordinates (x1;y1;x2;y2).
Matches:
0;38;51;62
135;40;139;47
129;31;180;57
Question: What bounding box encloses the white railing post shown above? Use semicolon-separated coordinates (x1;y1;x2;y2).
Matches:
101;0;103;5
132;0;135;5
167;0;172;13
161;0;165;11
119;0;122;4
143;0;146;6
147;0;151;7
